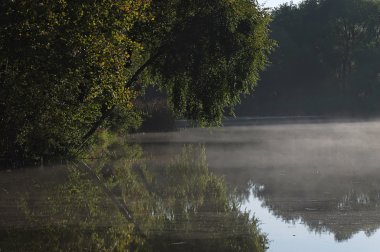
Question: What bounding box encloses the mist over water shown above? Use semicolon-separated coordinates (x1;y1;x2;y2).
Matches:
2;119;380;251
131;119;380;252
132;120;380;173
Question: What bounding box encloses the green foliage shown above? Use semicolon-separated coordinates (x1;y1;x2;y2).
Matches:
147;0;274;125
0;0;151;161
238;0;380;116
0;0;273;162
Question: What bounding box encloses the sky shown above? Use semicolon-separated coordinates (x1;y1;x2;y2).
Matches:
257;0;302;8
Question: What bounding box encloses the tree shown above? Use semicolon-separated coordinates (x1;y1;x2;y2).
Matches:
237;0;380;116
0;0;273;163
0;0;152;161
145;0;274;125
321;0;380;91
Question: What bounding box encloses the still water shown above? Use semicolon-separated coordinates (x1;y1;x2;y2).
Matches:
131;119;380;251
1;119;380;251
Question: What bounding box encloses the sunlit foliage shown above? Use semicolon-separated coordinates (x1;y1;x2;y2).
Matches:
0;0;151;161
0;0;273;162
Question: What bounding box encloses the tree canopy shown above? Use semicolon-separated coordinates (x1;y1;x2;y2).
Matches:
0;0;273;162
238;0;380;116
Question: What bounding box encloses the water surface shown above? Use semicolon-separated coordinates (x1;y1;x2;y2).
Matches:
2;119;380;251
131;119;380;251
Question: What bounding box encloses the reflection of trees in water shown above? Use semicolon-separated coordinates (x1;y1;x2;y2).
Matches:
106;136;380;243
226;165;380;242
1;139;267;251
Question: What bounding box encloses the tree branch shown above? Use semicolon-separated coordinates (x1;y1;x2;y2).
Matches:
79;47;166;147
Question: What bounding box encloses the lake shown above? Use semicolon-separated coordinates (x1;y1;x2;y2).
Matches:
1;118;380;251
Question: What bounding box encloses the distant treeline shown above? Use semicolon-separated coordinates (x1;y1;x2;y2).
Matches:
238;0;380;116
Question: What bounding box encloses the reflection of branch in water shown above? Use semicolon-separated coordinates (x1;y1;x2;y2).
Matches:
2;142;268;251
132;163;155;194
73;160;146;238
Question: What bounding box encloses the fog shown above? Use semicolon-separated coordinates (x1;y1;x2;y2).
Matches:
131;119;380;175
130;119;380;251
3;119;380;251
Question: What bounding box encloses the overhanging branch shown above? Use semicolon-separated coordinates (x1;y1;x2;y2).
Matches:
79;47;166;147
